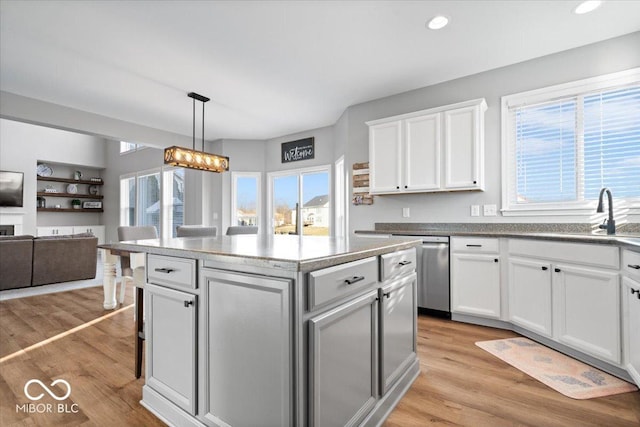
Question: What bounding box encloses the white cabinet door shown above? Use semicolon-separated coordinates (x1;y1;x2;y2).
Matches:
73;225;105;244
369;120;402;194
554;264;620;364
309;290;378;427
443;104;483;190
380;273;417;394
451;253;501;319
508;257;553;337
404;113;440;192
145;283;197;415
201;269;292;427
36;226;74;236
622;276;640;386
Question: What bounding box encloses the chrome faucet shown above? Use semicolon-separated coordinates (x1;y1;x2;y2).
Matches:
596;188;616;235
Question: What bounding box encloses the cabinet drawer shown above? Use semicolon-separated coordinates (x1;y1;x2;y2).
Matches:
451;237;499;253
623;249;640;280
308;257;378;310
380;248;417;281
147;254;197;290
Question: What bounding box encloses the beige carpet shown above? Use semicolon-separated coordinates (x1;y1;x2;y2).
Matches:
476;337;638;399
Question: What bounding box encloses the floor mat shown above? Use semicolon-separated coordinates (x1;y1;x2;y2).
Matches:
476;337;638;399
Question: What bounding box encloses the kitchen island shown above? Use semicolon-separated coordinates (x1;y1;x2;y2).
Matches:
100;234;421;427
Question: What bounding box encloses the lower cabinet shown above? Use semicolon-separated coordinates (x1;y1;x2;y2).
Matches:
380;273;417;394
145;283;197;415
554;263;620;364
36;225;105;243
508;257;552;337
200;269;292;427
623;276;640;386
451;253;501;318
309;290;379;427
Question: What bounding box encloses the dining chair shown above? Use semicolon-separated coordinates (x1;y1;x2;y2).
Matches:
117;225;158;379
226;225;259;235
176;225;218;237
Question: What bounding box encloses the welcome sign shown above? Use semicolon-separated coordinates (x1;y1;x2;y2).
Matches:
281;137;314;163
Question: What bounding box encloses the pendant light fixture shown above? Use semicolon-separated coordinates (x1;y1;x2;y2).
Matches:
164;92;229;173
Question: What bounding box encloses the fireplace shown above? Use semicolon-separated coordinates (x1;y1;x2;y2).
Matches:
0;225;14;236
0;212;24;235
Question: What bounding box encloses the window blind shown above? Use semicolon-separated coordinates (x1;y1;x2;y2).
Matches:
509;84;640;206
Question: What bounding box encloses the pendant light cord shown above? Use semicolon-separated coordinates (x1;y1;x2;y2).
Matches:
192;97;196;151
202;101;205;152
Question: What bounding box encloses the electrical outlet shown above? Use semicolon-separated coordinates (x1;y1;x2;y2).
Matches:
483;204;497;216
471;205;480;217
402;207;410;218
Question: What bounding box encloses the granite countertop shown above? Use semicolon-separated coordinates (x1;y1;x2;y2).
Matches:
355;223;640;250
99;234;421;272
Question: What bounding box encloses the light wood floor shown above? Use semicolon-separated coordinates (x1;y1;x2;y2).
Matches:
1;287;638;426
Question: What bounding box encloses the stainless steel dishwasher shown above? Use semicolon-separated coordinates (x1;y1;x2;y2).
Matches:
397;235;450;318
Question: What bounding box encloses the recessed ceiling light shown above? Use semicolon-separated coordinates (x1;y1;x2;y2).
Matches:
427;15;449;30
574;0;602;14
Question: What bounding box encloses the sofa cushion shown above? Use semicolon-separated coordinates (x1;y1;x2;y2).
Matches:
0;237;33;290
0;234;34;241
32;236;98;286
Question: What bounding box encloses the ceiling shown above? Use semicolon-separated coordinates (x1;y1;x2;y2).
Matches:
1;1;639;142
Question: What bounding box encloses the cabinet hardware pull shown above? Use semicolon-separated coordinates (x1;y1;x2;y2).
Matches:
541;266;548;271
383;292;391;299
473;180;477;184
466;244;482;247
494;258;499;263
155;267;176;274
344;276;365;285
398;260;412;266
396;186;400;189
631;288;640;296
628;264;640;270
184;300;194;308
404;185;408;189
554;268;561;273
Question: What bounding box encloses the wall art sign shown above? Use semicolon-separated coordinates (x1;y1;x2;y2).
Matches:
281;137;314;163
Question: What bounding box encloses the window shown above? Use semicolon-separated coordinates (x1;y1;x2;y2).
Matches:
119;167;184;237
120;141;145;154
120;175;136;226
231;172;261;227
502;68;640;216
268;165;331;236
162;168;185;237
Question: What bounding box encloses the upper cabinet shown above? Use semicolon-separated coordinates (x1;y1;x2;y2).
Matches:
367;98;486;195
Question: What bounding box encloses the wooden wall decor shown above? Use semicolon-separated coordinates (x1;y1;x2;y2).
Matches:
352;162;374;205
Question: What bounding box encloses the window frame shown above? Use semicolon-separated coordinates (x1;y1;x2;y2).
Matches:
230;171;262;228
501;68;640;217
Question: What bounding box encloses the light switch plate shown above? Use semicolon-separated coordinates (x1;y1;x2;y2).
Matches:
483;204;497;216
471;205;480;217
402;207;410;218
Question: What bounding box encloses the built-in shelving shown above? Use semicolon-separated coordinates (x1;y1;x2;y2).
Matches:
37;176;104;185
37;208;104;213
36;164;105;214
37;192;104;199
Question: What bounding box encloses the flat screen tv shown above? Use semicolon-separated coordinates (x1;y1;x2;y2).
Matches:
0;171;24;207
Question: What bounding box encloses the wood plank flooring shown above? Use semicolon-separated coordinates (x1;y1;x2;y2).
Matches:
1;286;638;426
384;316;640;427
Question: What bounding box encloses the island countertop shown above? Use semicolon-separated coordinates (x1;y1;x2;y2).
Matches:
99;234;421;272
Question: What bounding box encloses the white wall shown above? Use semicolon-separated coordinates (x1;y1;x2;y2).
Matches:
0;118;107;234
346;32;640;233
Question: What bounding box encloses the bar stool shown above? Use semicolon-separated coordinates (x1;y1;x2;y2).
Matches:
117;225;158;379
